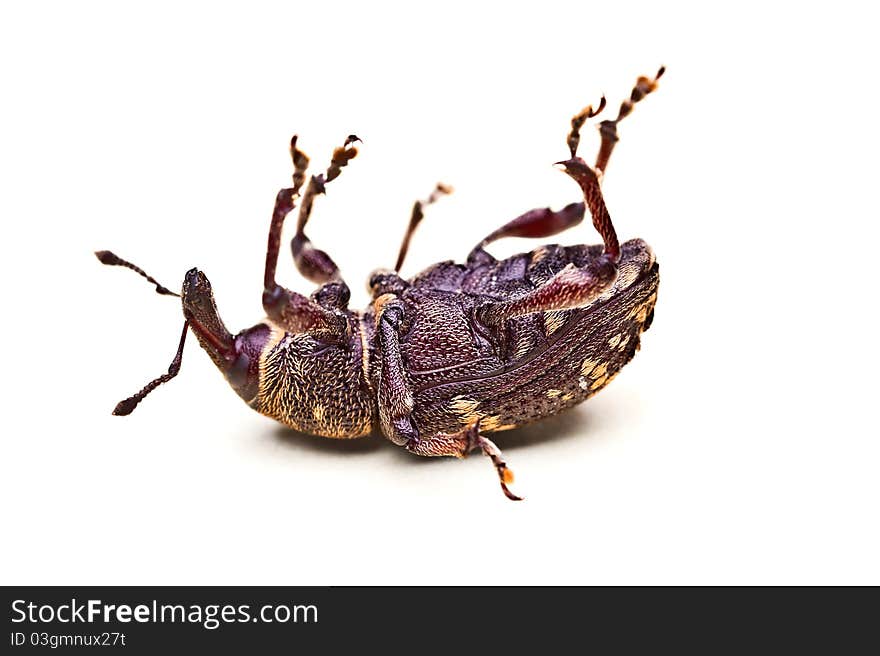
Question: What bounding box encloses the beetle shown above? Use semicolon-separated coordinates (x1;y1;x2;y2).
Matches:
97;68;663;500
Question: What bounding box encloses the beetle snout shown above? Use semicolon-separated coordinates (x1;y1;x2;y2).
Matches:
181;268;236;370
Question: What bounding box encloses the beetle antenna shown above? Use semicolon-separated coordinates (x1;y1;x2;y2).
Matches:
112;321;189;416
95;250;180;297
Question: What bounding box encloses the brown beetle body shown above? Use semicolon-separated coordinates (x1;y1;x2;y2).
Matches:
380;239;658;440
248;237;657;441
99;68;665;499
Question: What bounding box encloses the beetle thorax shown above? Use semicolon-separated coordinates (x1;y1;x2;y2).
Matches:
254;320;375;438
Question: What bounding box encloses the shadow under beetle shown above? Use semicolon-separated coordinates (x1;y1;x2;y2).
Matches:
97;68;664;500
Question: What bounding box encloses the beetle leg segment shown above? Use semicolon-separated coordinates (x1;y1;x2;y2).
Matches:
405;420;523;501
290;136;360;287
477;255;618;325
261;138;350;335
393;183;453;273
595;66;664;175
473;432;522;502
566;96;606;160
262;284;348;336
467;202;586;264
375;296;417;445
556;157;620;260
263;137;309;293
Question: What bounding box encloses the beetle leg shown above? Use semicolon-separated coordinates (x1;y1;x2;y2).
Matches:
289;135;359;291
262;282;348;336
371;182;451;296
475;154;624;325
466;202;586;265
477;255;618;325
262;138;351;334
393;183;453;273
556;157;620;261
470;72;662;266
594;67;664;175
406;419;523;501
263;136;309;293
375;296;418;445
465;86;631;265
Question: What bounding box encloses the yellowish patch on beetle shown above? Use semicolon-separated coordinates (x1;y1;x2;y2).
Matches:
495;423;518;432
449;396;506;433
479;414;503;431
546;389;563;398
372;293;397;328
514;333;535;359
544;310;568;336
561;392;575;402
450;395;480;418
590;362;609;380
450;395;483;426
628;292;658;325
580;359;597;377
618;335;630;351
312;404;326;423
608;334;622;348
590;374;609;390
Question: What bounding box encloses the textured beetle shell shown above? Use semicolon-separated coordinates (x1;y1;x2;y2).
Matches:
255;315;375;438
252;237;657;440
368;238;658;438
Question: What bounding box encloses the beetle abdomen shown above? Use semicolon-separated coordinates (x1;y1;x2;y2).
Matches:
406;239;659;436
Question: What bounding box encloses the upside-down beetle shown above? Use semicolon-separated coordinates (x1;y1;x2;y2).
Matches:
97;67;664;500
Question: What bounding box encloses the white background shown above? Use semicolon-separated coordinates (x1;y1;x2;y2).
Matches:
1;1;877;585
